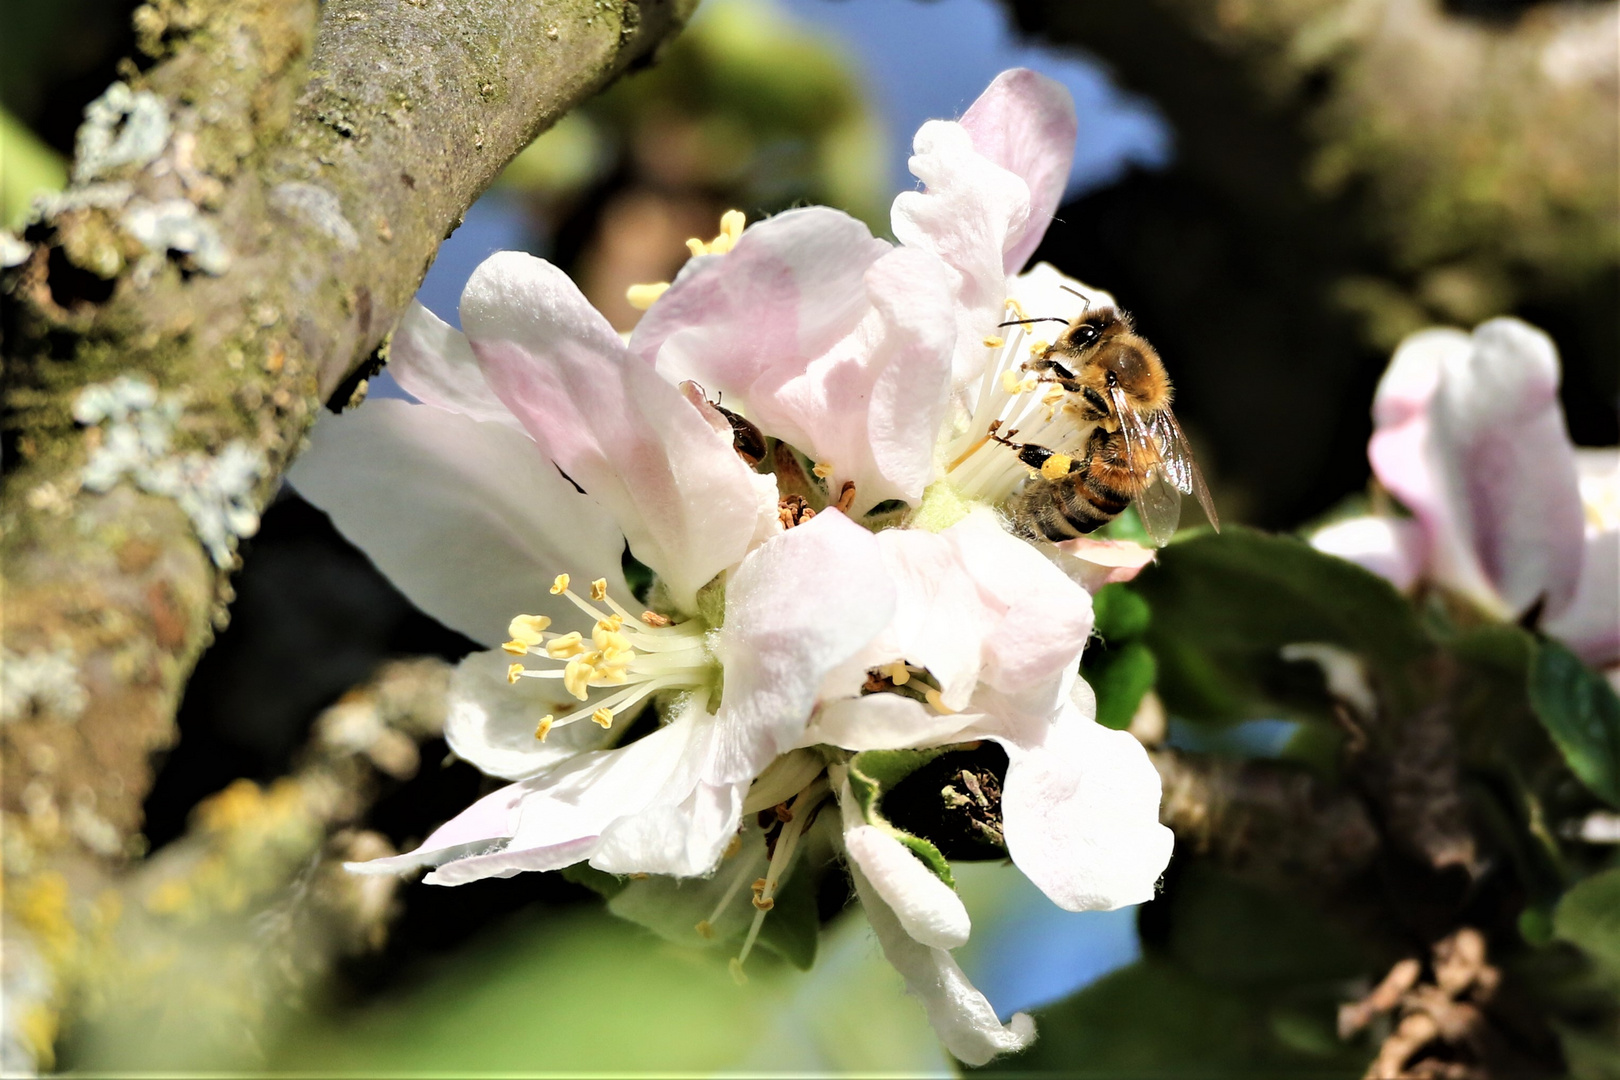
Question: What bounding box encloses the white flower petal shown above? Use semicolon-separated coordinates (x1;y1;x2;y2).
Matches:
1428;318;1586;620
462;251;775;612
958;68;1078;275
844;822;972;950
387;301;521;427
1310;515;1426;592
423;703;741;885
893;120;1030;385
712;510;896;784
443;649;619;781
346;782;524;876
997;706;1173;912
1544;525;1620;667
287;400;627;648
845;835;1034;1065
805;693;972;752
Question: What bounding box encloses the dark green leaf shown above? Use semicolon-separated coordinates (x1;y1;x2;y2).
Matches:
1555;867;1620;981
1088;642;1157;730
1092;583;1152;641
846;747;955;886
1530;639;1620;807
1132;527;1431;724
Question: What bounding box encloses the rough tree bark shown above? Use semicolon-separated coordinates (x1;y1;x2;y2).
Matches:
0;0;695;1068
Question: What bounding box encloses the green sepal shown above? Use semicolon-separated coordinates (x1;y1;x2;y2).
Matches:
1529;638;1620;807
847;747;956;888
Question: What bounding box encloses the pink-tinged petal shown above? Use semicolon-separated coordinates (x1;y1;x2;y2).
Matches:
1309;516;1426;592
639;212;953;512
1429;319;1585;619
287;400;627;648
870;526;988;708
711;510;897;784
893;120;1030;384
997;706;1173;911
1052;537;1158;593
844;821;972;950
1367;328;1466;537
632;207;890;386
346;782;524;876
461;252;776;612
959;68;1077;275
387;301;521;428
805;693;974;752
443;650;620;781
845;833;1035;1064
1544;450;1620;665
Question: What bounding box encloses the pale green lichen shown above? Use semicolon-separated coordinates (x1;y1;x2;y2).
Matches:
72;83;171;184
122;198;231;277
269;181;359;251
75;376;266;566
0;647;89;724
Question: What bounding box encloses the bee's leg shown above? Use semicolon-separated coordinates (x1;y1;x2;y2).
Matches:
989;428;1084;481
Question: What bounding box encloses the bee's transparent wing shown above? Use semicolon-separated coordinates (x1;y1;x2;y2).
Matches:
1109;383;1181;547
1147;409;1219;533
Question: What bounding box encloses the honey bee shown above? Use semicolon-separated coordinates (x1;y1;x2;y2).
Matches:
990;303;1218;546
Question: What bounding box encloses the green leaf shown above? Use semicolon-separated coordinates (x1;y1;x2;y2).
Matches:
1092;583;1152;641
846;748;954;886
1530;639;1620;807
1132;527;1431;724
1088;642;1157;730
1555;868;1620;981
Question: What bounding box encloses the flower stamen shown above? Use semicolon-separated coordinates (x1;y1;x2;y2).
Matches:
732;776;828;981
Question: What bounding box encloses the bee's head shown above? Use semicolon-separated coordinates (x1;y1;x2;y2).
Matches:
1057;307;1126;355
1060;309;1171;411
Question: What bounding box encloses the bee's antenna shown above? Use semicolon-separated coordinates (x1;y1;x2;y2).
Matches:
1058;284;1092;309
997;316;1071;329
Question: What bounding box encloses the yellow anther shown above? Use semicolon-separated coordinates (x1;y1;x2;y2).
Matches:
590;578;609;601
1030;339;1050;356
641;610;672;628
686;237;708;257
751;878;768;893
628;873;649;880
1005;297;1028;320
924;686;958;715
719;209;745;245
983;334;1005;349
592;707;615;729
1039;452;1074;481
508;613;552;644
695;919;716;940
596;614;624;632
534;715;553;741
812;462;833;479
501;639;529;656
884;661;911;686
751;895;775;911
1001;370;1037;395
626;282;670;310
507;663;525;685
1042;385;1067;406
563;657;594;700
729;957;748;986
545;631;585;658
550;573;570;595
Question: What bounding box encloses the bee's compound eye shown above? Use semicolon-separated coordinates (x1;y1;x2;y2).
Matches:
1073;327;1098;346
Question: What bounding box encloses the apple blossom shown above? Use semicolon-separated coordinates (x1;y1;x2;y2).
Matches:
1311;318;1619;670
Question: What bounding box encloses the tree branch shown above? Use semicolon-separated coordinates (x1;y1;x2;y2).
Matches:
1;0;694;1068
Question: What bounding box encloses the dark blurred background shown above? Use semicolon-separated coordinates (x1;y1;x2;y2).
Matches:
5;0;1614;1069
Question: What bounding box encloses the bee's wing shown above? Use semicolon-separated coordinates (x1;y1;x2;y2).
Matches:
1148;409;1219;533
1109;383;1182;547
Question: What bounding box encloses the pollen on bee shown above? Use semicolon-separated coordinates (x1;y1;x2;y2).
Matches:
534;715;553;741
1029;339;1050;356
1039;453;1074;481
590;578;609;601
507;663;525;684
592;706;614;728
550;573;570;595
625;282;669;310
